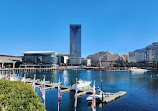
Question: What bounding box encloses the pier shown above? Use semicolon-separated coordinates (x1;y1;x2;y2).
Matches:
102;91;127;103
0;66;132;72
0;73;127;103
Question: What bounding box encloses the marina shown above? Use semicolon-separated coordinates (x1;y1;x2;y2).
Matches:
24;75;127;102
1;70;158;111
0;72;127;102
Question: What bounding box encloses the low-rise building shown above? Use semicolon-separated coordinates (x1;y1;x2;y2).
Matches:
129;49;146;62
20;51;58;68
129;42;158;63
146;42;158;62
81;58;91;66
0;55;21;68
57;54;69;66
87;51;125;67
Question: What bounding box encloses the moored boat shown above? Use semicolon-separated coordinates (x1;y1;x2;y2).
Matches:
71;79;91;91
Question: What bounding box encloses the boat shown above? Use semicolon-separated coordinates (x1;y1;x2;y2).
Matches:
129;67;148;73
86;89;109;102
71;79;91;91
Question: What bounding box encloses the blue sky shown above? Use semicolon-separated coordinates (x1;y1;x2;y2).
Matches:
0;0;158;57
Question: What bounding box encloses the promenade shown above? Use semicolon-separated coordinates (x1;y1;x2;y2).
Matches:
0;66;131;72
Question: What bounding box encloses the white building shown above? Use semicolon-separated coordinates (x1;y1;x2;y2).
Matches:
87;59;91;66
57;54;69;66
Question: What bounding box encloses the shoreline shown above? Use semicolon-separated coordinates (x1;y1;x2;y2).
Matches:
0;66;154;72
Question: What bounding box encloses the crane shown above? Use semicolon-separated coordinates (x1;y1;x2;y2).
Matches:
98;54;106;69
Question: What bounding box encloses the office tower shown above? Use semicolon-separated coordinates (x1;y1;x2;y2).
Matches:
69;24;81;65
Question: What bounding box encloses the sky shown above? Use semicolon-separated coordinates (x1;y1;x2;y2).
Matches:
0;0;158;57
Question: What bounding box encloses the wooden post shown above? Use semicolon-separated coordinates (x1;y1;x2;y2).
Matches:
101;80;103;101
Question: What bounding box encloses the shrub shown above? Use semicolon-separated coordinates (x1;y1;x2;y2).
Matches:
0;80;46;111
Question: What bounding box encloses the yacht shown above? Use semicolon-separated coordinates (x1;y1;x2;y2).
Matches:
129;67;148;73
72;79;91;91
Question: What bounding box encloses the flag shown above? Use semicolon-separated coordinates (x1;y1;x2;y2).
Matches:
21;75;25;82
32;75;36;91
3;75;7;80
58;78;61;105
14;75;20;81
91;81;96;111
74;83;79;109
40;77;45;101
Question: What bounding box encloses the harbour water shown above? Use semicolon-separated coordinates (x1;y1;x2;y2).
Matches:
3;70;158;111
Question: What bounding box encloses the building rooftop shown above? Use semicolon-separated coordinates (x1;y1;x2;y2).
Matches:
23;51;57;55
0;60;16;63
0;55;21;58
57;54;70;56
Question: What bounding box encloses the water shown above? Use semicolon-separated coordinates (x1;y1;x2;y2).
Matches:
3;70;158;111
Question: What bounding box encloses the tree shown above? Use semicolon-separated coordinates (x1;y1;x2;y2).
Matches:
0;80;46;111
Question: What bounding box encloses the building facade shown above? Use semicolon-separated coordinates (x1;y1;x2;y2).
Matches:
87;51;125;67
57;54;69;66
129;51;146;62
81;58;91;66
0;55;21;68
20;51;58;68
129;42;158;63
146;42;158;62
69;24;81;65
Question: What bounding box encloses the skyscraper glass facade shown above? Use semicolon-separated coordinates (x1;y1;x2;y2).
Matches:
69;24;81;65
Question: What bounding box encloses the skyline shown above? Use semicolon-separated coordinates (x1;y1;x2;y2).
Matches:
0;0;158;57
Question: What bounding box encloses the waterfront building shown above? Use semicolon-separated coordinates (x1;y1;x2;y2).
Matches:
146;42;158;62
87;51;125;67
69;24;81;65
57;54;69;66
129;42;158;63
129;49;146;62
81;58;91;66
20;51;58;68
87;59;91;66
0;55;21;68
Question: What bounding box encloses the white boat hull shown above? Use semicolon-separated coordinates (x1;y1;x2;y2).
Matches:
72;80;91;91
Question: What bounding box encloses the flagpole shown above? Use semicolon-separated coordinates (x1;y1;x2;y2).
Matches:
58;103;59;111
44;75;45;106
58;77;60;111
24;74;26;83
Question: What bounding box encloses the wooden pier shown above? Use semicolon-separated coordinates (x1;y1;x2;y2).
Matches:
102;91;127;103
61;88;71;93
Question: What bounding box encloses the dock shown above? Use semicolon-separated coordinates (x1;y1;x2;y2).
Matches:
102;91;127;103
0;73;127;103
24;77;61;90
61;88;71;93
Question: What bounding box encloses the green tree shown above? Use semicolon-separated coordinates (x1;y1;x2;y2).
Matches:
0;80;46;111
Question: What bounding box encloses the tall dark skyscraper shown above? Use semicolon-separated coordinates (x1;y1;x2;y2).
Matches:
69;24;81;65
